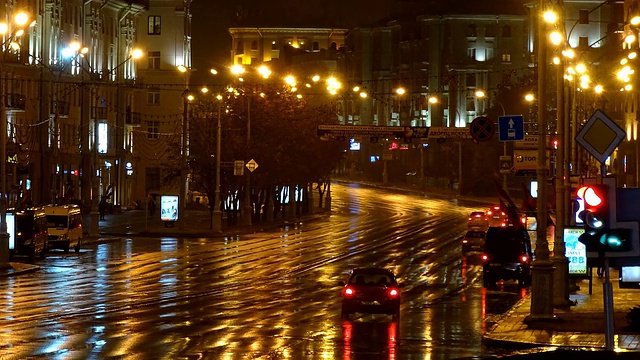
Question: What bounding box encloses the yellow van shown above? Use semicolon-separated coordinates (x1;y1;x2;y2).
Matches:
45;205;83;253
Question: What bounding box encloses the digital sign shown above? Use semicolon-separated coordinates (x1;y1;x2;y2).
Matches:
564;227;587;276
160;195;179;222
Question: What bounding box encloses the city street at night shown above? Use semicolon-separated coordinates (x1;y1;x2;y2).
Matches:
0;183;526;359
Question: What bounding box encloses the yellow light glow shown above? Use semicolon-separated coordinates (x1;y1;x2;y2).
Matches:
258;65;271;79
564;74;574;81
567;66;576;75
177;65;188;73
621;58;628;65
525;93;535;102
131;49;143;59
625;84;633;91
353;86;360;92
327;77;341;89
260;92;266;98
296;94;302;99
210;69;218;75
562;48;575;58
629;52;637;59
576;63;587;74
291;87;297;92
9;42;20;51
14;12;29;26
550;31;563;45
543;10;558;24
305;83;311;88
329;89;337;95
626;34;637;45
201;87;209;93
632;16;640;26
230;64;245;75
80;47;89;54
595;85;603;93
0;23;8;35
14;29;24;37
475;90;485;98
312;75;320;82
216;94;223;100
70;41;81;51
428;96;438;104
359;92;367;98
580;82;589;89
553;56;560;65
285;75;296;86
396;87;406;95
187;94;195;101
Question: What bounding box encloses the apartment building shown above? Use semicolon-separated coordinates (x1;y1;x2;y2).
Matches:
0;0;190;210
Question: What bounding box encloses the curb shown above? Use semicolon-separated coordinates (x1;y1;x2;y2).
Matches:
0;263;41;278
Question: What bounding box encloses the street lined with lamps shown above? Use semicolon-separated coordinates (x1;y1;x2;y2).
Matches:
0;11;34;269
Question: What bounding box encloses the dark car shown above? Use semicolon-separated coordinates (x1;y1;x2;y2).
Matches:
8;207;48;261
462;230;486;254
482;226;533;288
340;268;402;320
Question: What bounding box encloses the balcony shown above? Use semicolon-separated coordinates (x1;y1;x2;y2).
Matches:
50;101;70;117
5;93;26;111
126;111;142;126
92;106;107;120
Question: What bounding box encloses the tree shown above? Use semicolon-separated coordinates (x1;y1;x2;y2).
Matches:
166;80;345;227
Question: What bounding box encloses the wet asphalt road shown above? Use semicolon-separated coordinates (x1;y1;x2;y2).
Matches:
0;183;527;359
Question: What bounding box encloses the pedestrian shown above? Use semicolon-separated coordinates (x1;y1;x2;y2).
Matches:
149;197;156;216
99;197;106;220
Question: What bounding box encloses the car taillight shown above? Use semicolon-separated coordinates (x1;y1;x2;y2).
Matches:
344;287;355;297
388;288;399;298
521;255;529;263
481;254;489;261
462;239;468;244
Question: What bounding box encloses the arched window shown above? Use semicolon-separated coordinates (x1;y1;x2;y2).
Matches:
251;40;258;50
312;41;319;50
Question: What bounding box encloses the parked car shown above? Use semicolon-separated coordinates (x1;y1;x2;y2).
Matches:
468;211;488;229
339;268;403;320
7;207;48;261
462;229;486;254
45;205;83;253
482;226;533;288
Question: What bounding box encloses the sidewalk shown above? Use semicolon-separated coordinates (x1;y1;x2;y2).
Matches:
483;271;640;351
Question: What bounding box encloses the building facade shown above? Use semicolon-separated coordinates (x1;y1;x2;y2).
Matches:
1;0;190;211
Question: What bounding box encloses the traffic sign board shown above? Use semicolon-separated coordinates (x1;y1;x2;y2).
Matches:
234;160;244;176
427;127;472;140
470;116;494;142
576;109;625;164
499;155;512;174
246;159;259;172
498;115;525;141
317;125;429;139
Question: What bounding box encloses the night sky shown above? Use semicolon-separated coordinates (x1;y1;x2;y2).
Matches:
189;0;398;79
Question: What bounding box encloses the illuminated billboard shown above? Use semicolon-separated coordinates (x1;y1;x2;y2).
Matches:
160;195;179;222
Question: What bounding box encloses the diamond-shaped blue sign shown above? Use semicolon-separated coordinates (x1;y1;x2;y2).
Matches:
498;115;524;141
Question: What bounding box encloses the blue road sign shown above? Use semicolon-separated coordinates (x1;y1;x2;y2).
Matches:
498;115;525;141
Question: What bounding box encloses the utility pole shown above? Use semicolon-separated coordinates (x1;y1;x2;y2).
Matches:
212;103;222;232
527;0;556;322
242;95;252;226
553;50;571;306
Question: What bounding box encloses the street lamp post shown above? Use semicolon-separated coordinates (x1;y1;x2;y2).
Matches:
178;65;191;230
527;2;556;322
0;12;32;269
212;98;222;232
242;95;252;226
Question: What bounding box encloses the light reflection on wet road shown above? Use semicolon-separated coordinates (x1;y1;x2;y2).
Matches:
0;183;526;359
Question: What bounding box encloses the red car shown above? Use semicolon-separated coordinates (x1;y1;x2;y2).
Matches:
340;268;403;320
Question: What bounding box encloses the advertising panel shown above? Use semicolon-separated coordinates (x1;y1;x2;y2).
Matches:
564;227;588;276
7;213;14;250
160;195;179;222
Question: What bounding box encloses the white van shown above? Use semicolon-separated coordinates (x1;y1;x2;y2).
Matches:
45;205;83;253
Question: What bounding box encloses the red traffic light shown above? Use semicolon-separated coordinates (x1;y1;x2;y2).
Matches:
578;185;603;207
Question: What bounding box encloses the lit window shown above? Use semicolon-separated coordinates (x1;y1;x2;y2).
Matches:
146;121;159;139
148;16;161;35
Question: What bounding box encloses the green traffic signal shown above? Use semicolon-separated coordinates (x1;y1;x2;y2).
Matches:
579;228;631;253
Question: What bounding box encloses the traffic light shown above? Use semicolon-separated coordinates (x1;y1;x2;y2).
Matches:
578;184;610;233
578;184;613;252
